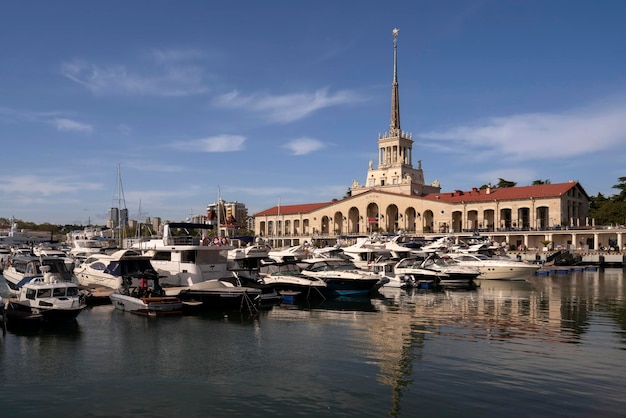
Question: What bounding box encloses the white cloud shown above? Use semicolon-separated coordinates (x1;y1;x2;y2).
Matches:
284;137;326;155
214;88;362;123
0;175;101;196
169;135;246;152
61;56;209;97
54;118;93;133
419;102;626;161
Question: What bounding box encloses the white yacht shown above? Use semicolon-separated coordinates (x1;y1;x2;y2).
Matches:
0;246;10;272
267;244;308;263
132;223;234;292
73;249;158;294
447;253;541;280
392;255;447;289
339;238;392;269
420;253;480;287
4;266;86;327
298;257;386;296
226;238;281;304
132;223;263;311
258;261;328;300
2;255;74;296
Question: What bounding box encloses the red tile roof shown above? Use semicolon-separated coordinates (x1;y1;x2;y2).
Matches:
254;202;332;217
422;181;587;203
253;182;587;216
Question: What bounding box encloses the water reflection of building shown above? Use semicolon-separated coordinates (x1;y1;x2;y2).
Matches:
266;270;625;417
371;272;626;415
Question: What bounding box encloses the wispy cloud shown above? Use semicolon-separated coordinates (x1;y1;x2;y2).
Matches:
0;175;102;196
54;118;93;133
214;88;362;123
61;48;209;97
284;137;326;155
151;48;207;64
169;134;246;152
419;102;626;161
0;107;61;124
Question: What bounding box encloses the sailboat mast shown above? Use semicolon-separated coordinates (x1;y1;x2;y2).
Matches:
114;163;127;248
217;186;221;238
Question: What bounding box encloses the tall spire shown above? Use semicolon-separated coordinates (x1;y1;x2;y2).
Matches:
390;28;400;135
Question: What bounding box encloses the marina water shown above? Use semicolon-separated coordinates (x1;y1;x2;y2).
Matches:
1;268;625;417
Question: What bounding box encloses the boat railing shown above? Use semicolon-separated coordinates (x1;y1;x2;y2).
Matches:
167;236;198;245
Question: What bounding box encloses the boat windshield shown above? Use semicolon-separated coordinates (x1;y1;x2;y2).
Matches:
307;260;356;271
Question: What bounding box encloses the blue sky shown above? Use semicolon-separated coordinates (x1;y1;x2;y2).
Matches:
1;0;625;225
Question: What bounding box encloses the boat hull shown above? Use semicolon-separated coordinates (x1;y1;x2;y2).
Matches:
474;266;540;280
177;280;262;311
322;278;381;297
4;300;83;329
109;293;183;316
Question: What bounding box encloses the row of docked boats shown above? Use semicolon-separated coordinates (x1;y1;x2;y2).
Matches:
268;233;541;288
1;226;540;331
1;224;389;328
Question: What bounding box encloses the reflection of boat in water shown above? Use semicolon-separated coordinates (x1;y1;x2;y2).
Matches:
291;295;378;312
476;279;533;297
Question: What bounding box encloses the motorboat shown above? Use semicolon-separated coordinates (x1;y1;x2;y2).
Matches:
109;274;184;316
298;257;386;296
132;222;234;294
2;254;74;296
177;280;262;312
370;259;403;288
392;256;442;289
0;221;36;247
420;253;480;287
65;226;117;258
3;265;86;327
258;260;328;300
130;223;264;312
446;253;541;280
339;238;392;269
226;239;281;305
267;244;309;263
73;249;159;302
0;246;10;272
32;245;75;271
383;238;414;260
419;236;455;253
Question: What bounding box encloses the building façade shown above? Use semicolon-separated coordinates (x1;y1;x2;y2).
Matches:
253;29;593;251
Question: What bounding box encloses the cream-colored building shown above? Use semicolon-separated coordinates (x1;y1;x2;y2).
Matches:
253;29;599;251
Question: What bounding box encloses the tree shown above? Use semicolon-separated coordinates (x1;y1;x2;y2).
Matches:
589;177;626;225
496;178;516;188
611;176;626;202
532;179;551;185
590;199;626;225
